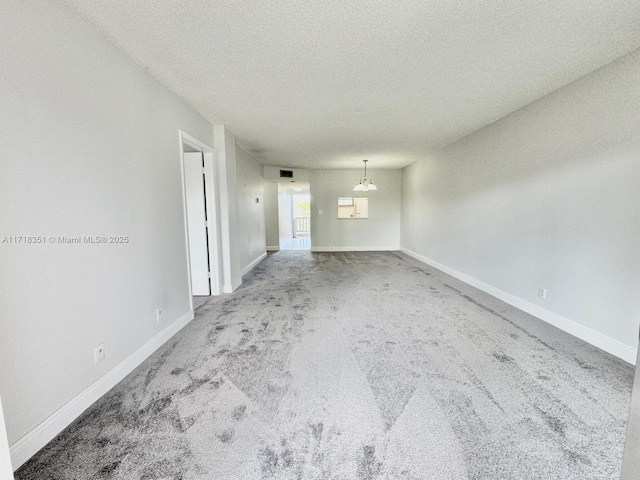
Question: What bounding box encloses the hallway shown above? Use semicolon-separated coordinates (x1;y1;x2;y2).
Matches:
279;236;310;251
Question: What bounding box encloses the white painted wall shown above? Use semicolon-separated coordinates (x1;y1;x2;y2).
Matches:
0;0;213;468
622;344;640;477
236;146;267;274
263;166;310;182
401;49;640;361
264;183;280;250
0;396;12;479
310;169;402;251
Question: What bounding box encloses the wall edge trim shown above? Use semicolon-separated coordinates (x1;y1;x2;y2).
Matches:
310;246;398;252
241;252;267;277
10;310;195;470
400;248;637;364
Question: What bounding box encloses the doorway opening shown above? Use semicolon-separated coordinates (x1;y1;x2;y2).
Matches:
279;183;310;250
180;131;221;311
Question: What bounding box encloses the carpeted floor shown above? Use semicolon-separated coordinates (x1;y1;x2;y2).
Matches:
16;251;634;479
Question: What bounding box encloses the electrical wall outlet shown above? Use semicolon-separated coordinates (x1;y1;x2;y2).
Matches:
156;308;162;322
538;287;547;299
94;343;105;364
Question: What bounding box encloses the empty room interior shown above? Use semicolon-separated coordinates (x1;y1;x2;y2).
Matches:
2;1;640;479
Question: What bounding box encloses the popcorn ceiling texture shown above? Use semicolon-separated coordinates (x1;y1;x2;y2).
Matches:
16;251;632;479
63;0;640;169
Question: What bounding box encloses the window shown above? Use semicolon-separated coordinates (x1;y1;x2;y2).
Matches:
337;197;368;218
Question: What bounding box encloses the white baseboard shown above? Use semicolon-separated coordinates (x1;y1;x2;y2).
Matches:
311;246;398;252
266;246;280;252
400;248;637;365
222;278;242;294
10;310;195;470
241;252;267;277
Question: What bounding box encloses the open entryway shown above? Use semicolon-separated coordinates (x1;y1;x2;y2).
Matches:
180;131;221;308
278;183;310;250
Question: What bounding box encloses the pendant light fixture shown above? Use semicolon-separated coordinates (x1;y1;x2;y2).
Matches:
353;159;377;191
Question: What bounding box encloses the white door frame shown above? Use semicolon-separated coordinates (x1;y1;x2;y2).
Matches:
179;130;221;301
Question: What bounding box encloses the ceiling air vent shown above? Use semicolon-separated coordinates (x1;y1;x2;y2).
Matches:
279;169;294;178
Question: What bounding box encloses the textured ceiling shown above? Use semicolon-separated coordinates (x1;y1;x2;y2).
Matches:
64;0;640;169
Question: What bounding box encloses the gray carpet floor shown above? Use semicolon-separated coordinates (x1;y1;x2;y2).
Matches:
16;251;634;479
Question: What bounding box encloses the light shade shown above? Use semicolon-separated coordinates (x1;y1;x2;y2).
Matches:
353;160;377;192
